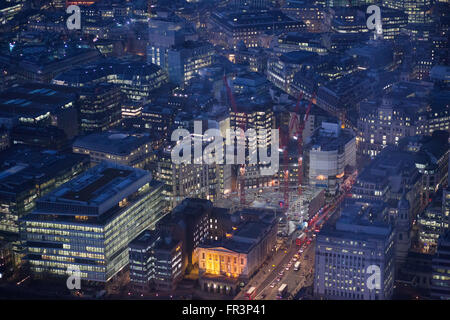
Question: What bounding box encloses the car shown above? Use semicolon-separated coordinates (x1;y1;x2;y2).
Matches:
285;267;289;271
300;249;304;253
270;283;276;288
276;277;281;282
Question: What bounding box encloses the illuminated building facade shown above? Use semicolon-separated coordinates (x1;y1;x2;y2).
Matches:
155;148;222;208
382;0;433;24
275;32;328;55
20;163;165;282
418;201;448;252
167;41;214;86
197;210;277;294
314;200;396;300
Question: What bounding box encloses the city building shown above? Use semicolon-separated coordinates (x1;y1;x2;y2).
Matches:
197;209;277;295
303;121;356;192
147;13;213;86
0;147;90;240
382;0;433;24
53;58;169;102
430;231;450;299
314;200;396;300
418;195;448;252
20;163;165;282
155;147;222;208
357;81;449;157
167;41;214;86
0;83;79;139
281;5;326;33
0;44;101;84
352;146;424;216
157;198;212;269
316;70;372;128
73;131;154;169
78;83;123;133
267;51;316;95
129;229;184;292
392;191;412;268
208;10;305;49
398;132;449;201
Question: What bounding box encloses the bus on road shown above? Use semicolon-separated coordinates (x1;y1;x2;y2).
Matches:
277;283;288;299
245;286;257;300
296;232;306;246
294;261;301;271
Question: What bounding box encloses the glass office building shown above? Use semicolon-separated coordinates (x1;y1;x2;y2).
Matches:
20;162;165;282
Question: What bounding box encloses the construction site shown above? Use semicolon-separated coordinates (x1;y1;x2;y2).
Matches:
215;75;328;237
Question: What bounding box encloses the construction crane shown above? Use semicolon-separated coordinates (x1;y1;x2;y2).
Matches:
280;92;304;211
294;93;316;196
281;91;317;210
223;75;246;206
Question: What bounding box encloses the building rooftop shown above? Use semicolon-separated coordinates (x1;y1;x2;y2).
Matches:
73;131;152;156
307;124;354;152
320;200;392;241
53;57;164;86
32;162;151;216
0;83;77;119
0;146;89;196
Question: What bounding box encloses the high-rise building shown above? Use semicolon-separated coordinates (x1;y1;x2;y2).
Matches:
20;163;165;282
157;198;212;268
418;198;448;252
0;147;90;240
129;230;184;292
167;41;214;86
314;200;396;300
78;83;123;133
155;147;222;208
382;0;433;24
147;15;213;86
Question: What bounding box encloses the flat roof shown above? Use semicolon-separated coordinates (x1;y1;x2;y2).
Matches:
60;168;132;202
34;162;151;216
73;132;152;156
